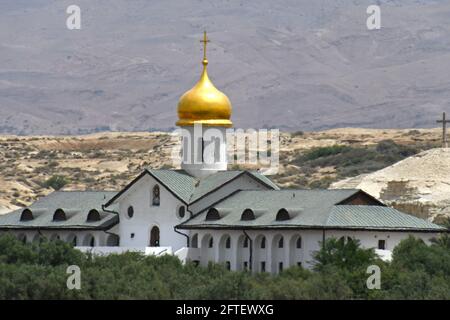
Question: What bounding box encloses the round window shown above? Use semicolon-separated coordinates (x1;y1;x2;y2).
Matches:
127;206;134;218
178;206;186;219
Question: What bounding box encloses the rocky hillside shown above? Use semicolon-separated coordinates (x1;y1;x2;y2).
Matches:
1;1;450;134
331;148;450;223
0;128;442;216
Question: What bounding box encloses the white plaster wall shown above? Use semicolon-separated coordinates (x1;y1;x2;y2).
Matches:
185;229;322;273
326;230;438;250
117;174;189;250
182;229;440;273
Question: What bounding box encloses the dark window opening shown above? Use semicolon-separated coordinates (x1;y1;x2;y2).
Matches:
296;237;302;249
178;206;186;219
53;209;66;221
150;226;160;247
279;262;283;272
243;261;248;271
225;261;231;270
278;237;284;248
87;209;101;222
241;209;255;221
131;233;135;239
243;237;249;248
127;206;134;218
89;237;95;247
276;209;290;221
225;237;231;249
200;137;204;163
260;237;266;249
206;208;220;221
191;234;198;248
208;237;214;248
20;209;33;221
261;261;266;272
378;240;386;250
297;262;302;267
152;185;160;206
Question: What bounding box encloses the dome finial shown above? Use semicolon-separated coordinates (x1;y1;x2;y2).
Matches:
200;31;210;66
176;31;232;128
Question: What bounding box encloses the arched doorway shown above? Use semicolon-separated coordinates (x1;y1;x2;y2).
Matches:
289;234;303;267
83;234;95;247
149;226;160;247
200;234;214;266
271;234;285;274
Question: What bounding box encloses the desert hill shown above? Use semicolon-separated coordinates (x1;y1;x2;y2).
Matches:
0;128;444;220
331;148;450;223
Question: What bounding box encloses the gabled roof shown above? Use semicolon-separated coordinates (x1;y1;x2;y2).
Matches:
104;169;279;207
148;169;197;203
0;191;119;230
178;189;445;232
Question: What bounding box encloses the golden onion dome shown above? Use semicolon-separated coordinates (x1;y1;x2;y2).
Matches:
176;32;232;127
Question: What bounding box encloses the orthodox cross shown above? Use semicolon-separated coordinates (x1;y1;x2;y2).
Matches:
200;31;210;62
436;112;450;148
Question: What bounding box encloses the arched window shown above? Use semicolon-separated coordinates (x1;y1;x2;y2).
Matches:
296;237;302;249
72;236;77;246
276;209;290;221
127;206;134;218
261;237;266;249
53;209;66;221
205;208;220;221
241;209;255;221
87;209;100;222
191;234;198;248
208;237;214;248
152;185;160;206
278;237;284;248
225;237;231;249
20;209;33;221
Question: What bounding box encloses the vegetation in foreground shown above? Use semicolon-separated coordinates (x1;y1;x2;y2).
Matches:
0;233;449;300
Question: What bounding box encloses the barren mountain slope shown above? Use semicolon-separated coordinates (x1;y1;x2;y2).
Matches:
1;1;450;134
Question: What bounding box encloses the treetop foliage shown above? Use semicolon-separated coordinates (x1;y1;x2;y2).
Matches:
0;233;448;299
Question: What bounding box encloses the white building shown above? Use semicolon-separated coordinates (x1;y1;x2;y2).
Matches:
0;33;445;273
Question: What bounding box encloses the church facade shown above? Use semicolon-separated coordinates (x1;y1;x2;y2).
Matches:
0;33;445;273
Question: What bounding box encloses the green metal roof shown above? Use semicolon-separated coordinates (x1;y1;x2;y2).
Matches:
327;205;444;230
106;169;279;206
0;191;119;230
179;190;445;231
147;169;197;203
